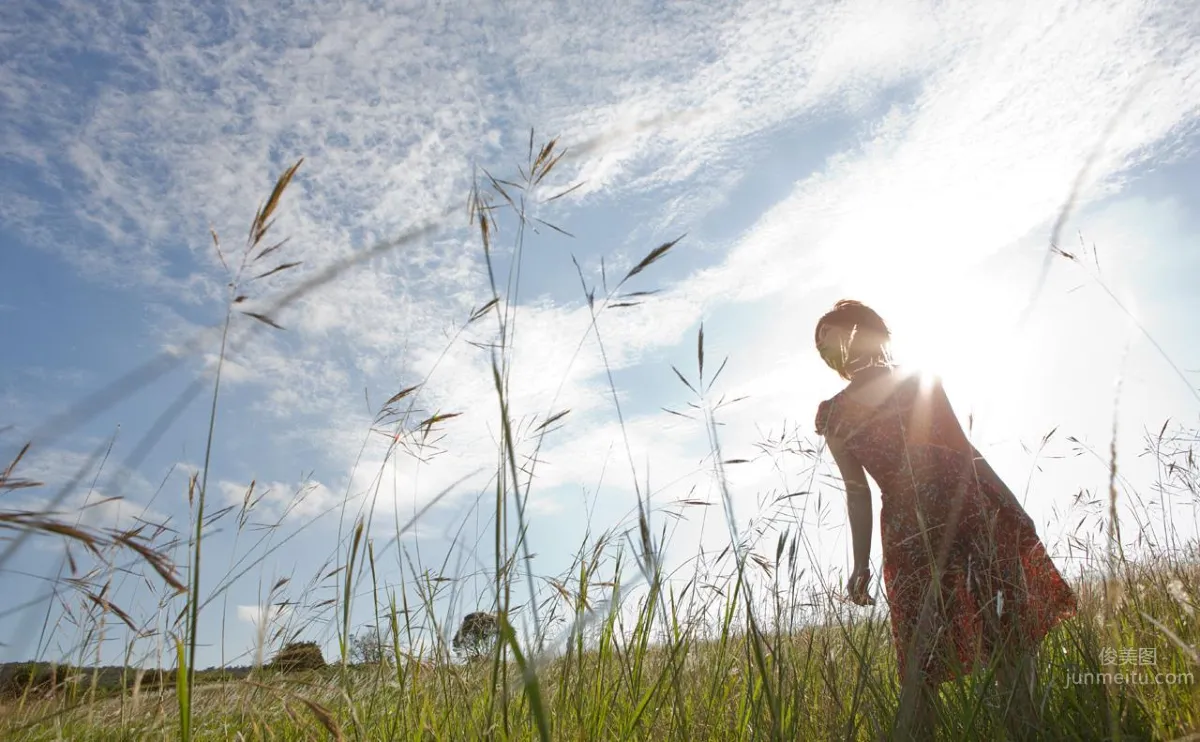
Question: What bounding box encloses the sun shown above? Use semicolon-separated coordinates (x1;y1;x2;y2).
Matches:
869;272;1034;436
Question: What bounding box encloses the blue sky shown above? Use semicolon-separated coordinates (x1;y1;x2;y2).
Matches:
2;0;1199;668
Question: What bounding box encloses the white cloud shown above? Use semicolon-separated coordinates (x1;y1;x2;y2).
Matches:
218;478;340;523
6;445;171;530
236;603;291;631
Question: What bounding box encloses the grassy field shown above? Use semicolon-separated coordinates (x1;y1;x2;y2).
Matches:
2;137;1198;741
1;560;1197;740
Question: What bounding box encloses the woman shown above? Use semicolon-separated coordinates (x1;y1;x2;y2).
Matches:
813;300;1076;740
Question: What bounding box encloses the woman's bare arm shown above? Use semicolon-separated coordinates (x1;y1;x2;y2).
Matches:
827;435;873;571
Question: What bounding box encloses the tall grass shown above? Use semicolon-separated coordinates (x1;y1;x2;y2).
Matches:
1;134;1198;741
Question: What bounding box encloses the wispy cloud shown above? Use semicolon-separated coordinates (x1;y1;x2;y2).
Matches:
218;478;338;522
236;603;291;630
8;444;171;527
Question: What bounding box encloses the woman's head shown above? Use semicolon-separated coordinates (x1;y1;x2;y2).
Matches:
814;300;892;380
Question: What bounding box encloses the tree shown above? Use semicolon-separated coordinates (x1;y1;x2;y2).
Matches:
349;625;394;665
452;612;499;660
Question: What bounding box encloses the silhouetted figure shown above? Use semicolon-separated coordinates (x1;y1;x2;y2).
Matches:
813;300;1076;740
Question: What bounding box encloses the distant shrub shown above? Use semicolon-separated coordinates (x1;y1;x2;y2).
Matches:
269;642;326;672
192;668;242;684
453;612;499;660
349;627;394;666
0;663;63;699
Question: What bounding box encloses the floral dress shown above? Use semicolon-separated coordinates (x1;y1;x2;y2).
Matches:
815;370;1076;684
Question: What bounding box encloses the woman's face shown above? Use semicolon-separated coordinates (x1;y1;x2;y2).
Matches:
816;323;852;371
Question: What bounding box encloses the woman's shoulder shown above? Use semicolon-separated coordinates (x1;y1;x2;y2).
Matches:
815;368;937;436
814;395;840;437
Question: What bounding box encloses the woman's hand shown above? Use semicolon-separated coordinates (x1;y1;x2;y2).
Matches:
847;565;876;606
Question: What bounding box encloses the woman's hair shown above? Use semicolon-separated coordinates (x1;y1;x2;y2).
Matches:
814;300;892;380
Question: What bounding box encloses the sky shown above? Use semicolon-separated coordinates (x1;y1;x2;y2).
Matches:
2;0;1199;669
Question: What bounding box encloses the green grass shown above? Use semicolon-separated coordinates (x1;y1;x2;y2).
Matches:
1;568;1197;740
1;133;1198;740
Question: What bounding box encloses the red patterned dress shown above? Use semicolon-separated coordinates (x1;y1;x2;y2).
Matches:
815;370;1076;684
